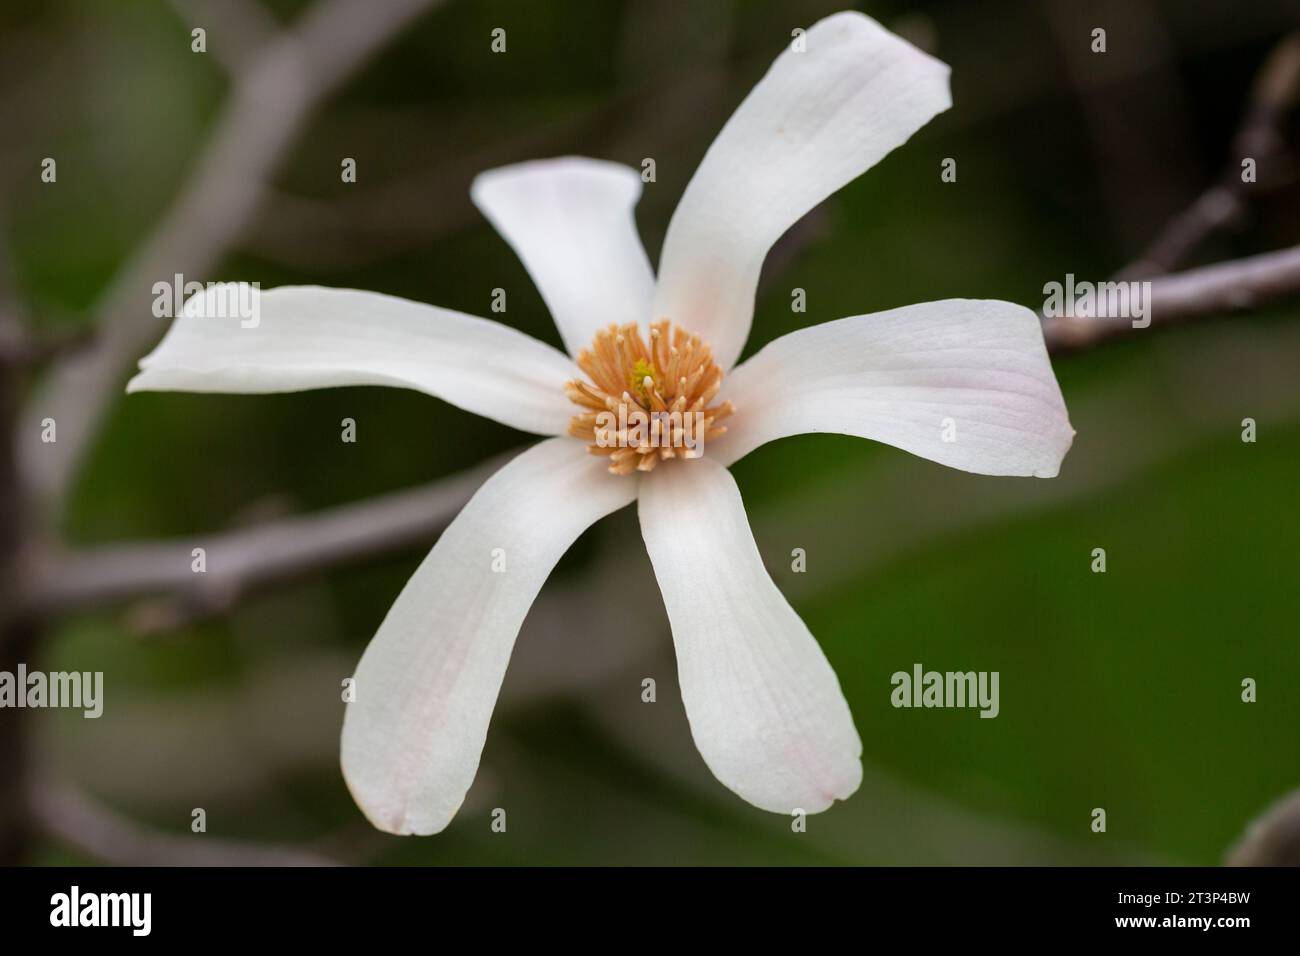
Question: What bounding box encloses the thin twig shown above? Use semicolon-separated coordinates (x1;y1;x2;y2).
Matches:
1118;32;1300;279
21;450;511;617
1041;243;1300;351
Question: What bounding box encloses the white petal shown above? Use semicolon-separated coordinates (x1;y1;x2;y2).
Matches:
341;438;637;835
471;157;655;356
127;284;578;437
638;457;861;814
653;12;951;370
714;299;1074;477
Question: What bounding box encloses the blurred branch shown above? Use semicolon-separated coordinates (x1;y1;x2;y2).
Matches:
1042;243;1300;350
22;450;511;618
1119;31;1300;279
29;773;339;866
0;326;95;369
19;0;444;517
0;226;37;862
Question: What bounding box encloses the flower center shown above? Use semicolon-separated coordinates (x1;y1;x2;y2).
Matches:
566;321;733;475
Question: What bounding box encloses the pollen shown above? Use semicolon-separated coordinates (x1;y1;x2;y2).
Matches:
566;321;734;475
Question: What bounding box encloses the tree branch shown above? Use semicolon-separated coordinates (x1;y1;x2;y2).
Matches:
21;450;511;617
1117;31;1300;279
1041;244;1300;351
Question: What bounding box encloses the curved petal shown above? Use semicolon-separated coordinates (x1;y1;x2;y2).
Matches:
471;157;655;356
653;12;951;370
638;457;862;814
128;284;578;437
713;299;1074;477
341;438;637;835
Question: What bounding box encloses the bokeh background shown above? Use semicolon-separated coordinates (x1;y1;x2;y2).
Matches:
3;0;1298;865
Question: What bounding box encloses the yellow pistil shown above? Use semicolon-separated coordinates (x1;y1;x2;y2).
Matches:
566;320;734;475
629;358;657;404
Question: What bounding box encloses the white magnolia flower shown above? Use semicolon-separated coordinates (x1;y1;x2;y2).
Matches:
128;12;1073;834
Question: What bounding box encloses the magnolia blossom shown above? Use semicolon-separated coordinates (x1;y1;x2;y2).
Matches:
128;12;1073;834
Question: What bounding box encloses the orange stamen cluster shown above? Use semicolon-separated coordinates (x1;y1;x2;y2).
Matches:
566;321;734;475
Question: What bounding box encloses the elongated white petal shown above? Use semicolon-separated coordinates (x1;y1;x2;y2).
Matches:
128;284;577;436
638;458;862;814
342;438;637;835
471;157;655;356
714;300;1074;477
653;12;950;370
